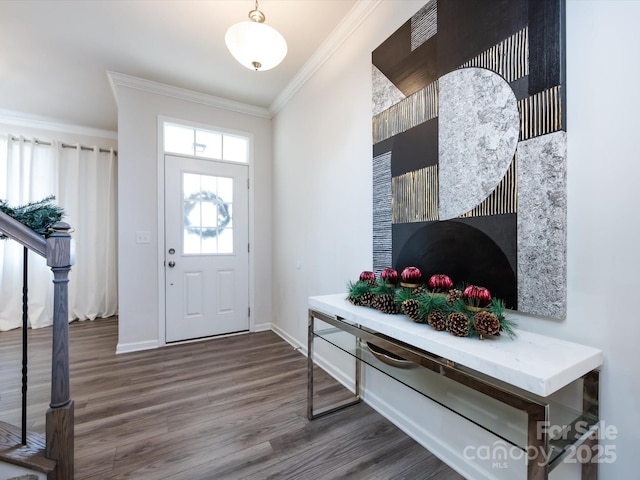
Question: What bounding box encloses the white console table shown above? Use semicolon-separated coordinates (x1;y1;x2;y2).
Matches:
307;294;603;480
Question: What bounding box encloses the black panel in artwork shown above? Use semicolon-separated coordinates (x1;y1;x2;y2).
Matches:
452;215;517;276
373;137;394;158
372;20;411;74
394;220;517;309
437;0;528;77
528;0;565;95
390;119;438;176
373;32;438;96
509;76;530;101
387;38;439;96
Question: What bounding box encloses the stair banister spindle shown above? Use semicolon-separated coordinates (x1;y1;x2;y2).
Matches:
21;246;28;446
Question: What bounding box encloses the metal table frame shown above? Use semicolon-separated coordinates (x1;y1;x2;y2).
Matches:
307;309;600;480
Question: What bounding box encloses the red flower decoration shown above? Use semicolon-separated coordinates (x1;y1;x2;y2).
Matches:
463;285;492;308
428;274;453;293
359;271;376;284
381;268;399;284
401;266;422;284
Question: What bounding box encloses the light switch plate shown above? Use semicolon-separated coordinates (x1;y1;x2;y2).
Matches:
135;230;151;244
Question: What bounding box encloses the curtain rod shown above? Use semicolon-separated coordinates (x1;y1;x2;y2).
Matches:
8;135;117;155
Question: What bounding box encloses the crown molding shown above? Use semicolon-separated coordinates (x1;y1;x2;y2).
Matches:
107;71;272;120
269;0;383;116
0;109;117;139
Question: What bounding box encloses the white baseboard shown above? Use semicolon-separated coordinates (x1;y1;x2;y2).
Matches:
115;339;159;354
252;321;272;332
271;324;306;354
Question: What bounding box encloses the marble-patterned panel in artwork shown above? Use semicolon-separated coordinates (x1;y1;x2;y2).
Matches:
438;68;520;220
517;131;567;318
372;65;406;117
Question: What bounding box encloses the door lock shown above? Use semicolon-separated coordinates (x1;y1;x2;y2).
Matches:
168;261;176;268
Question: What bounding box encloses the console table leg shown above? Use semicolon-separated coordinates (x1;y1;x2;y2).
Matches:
307;310;361;420
307;311;315;420
582;371;599;480
354;337;361;398
527;403;549;480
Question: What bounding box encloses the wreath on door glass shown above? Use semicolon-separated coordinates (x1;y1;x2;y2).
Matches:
183;191;231;239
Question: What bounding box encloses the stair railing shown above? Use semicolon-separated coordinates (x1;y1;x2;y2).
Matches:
0;209;74;479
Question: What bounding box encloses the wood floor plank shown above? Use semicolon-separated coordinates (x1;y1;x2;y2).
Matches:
0;317;465;479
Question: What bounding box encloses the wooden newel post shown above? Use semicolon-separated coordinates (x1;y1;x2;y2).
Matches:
46;221;75;480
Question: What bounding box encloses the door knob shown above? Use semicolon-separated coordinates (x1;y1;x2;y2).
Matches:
168;261;176;268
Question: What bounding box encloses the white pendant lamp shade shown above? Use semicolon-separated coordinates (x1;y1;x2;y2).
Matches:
225;17;287;71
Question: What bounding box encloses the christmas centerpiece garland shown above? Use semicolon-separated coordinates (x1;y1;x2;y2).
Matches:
0;195;65;239
347;268;516;340
183;191;230;239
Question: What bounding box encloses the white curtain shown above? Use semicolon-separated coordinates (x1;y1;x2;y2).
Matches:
0;135;118;330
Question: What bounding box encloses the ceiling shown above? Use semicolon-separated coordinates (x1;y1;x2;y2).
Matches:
0;0;358;133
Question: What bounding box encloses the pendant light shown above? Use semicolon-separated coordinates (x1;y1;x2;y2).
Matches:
225;0;288;71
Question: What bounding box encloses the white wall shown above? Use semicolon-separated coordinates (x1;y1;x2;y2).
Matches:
114;85;272;351
272;1;639;478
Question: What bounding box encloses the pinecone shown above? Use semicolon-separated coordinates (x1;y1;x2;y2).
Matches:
402;298;423;322
414;284;426;295
446;312;470;337
446;288;463;304
360;292;375;307
348;296;361;306
373;294;399;314
427;309;447;331
473;311;500;339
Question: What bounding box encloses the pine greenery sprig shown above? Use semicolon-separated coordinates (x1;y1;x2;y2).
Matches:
418;292;451;315
371;280;396;296
488;298;517;338
0;196;65;238
450;298;471;317
346;280;372;300
394;286;415;305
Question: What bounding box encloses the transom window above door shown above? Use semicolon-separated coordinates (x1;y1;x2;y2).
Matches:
164;123;249;163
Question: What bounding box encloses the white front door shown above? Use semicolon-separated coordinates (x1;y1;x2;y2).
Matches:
164;154;249;342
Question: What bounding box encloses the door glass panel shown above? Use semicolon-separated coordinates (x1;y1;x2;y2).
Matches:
217;176;233;201
217;228;234;254
183;173;201;196
183;173;233;255
224;204;233;228
201;235;217;255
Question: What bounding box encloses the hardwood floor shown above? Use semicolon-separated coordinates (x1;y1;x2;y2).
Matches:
0;318;465;479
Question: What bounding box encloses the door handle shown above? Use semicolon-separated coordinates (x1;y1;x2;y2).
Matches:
168;261;176;268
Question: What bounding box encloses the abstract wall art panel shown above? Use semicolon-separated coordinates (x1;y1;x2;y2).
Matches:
372;0;567;318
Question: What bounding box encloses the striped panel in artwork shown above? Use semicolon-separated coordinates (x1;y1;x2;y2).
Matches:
460;27;529;84
459;155;518;218
411;0;437;51
392;166;439;224
372;81;438;144
373;152;392;273
518;85;563;141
